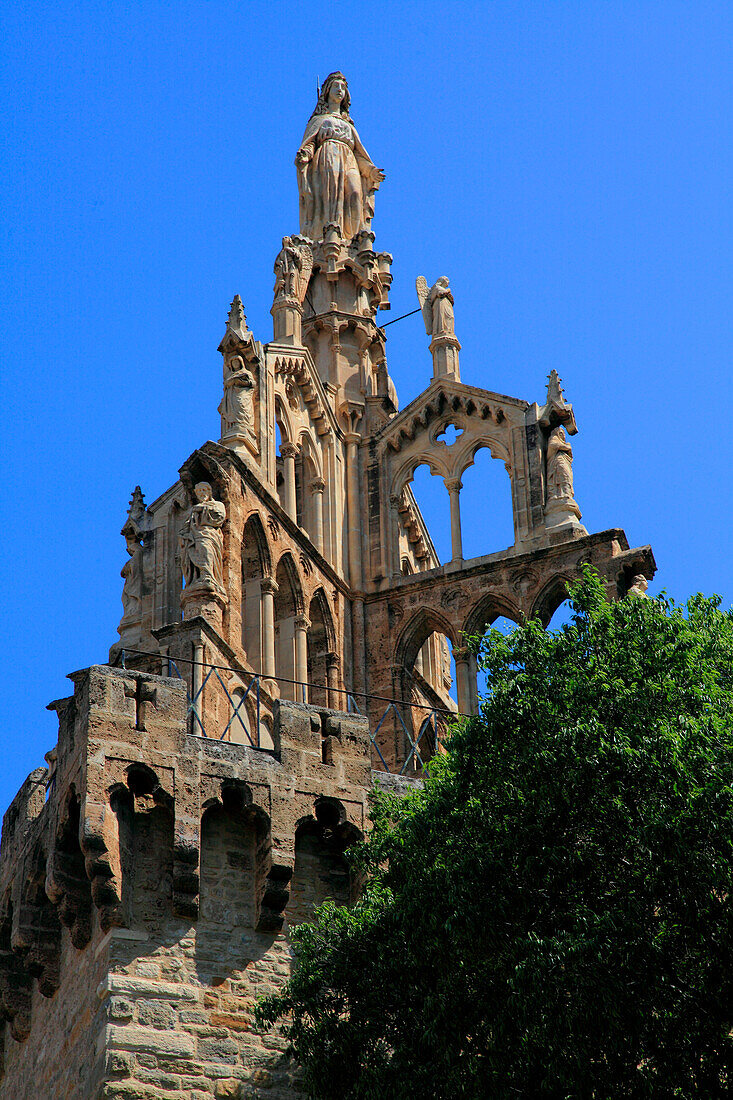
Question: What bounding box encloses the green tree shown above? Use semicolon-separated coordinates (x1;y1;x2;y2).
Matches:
257;570;733;1098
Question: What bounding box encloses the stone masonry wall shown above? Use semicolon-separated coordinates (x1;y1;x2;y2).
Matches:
0;665;374;1100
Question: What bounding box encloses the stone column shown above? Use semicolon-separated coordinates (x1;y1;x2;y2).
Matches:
310;476;325;555
389;494;402;581
294;615;310;704
468;651;480;715
445;478;463;563
281;442;298;522
260;578;278;688
192;643;204;734
326;653;341;710
344;433;363;589
453;646;473;716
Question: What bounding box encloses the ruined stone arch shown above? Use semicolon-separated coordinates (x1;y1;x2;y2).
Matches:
395;606;459;673
462;592;522;641
531;575;573;627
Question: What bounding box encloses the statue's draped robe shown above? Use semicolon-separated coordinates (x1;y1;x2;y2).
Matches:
547;432;574;501
296;113;379;240
180;499;226;588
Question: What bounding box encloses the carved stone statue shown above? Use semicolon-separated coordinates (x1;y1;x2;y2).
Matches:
416;276;455;339
273;236;313;304
119;486;145;630
546;426;575;502
628;574;649;598
415;275;461;382
295;72;384;241
179;482;226;593
219;355;257;449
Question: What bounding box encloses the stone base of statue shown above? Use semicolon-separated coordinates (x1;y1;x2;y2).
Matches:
220;429;259;459
271;298;303;345
181;583;228;631
429;334;461;382
544;495;587;536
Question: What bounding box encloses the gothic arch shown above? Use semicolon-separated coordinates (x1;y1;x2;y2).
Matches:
298;428;323;478
307;588;337;708
275;552;304;615
242;513;272;580
275;552;305;701
462;593;522;641
395;606;459;673
532;575;573;627
274;395;294;444
241;513;272;671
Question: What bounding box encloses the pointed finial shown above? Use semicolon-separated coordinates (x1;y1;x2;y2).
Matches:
227;294;247;334
127;486;145;520
546;369;565;405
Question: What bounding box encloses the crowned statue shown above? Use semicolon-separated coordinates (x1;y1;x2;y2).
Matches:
295;72;385;242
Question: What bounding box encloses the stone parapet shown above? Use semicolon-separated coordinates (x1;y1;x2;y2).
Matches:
0;665;373;1098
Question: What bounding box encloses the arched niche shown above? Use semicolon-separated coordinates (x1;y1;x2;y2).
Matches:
286;801;361;928
274;553;304;701
109;773;174;936
274;397;293;513
47;788;93;950
198;784;269;937
296;430;324;550
307;589;336;709
241;513;272;671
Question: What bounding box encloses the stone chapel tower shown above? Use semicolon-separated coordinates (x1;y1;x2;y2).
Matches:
0;74;655;1098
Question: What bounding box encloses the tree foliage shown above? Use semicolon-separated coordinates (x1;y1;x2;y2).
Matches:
257;570;733;1098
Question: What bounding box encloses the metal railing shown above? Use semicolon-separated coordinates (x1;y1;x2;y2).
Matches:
115;649;457;773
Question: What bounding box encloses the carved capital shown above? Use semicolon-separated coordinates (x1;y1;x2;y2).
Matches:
294;615;311;633
280;442;299;459
260;577;279;596
445;478;463;494
309;477;326;495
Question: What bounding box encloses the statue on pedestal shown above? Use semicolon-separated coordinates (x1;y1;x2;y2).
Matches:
295;72;384;242
543;425;586;533
118;486;145;635
179;483;226;594
416;275;461;381
219;355;257;452
546;426;575;503
416;276;456;339
273;236;313;304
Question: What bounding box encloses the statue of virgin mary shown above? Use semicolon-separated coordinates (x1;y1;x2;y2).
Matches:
295;72;385;242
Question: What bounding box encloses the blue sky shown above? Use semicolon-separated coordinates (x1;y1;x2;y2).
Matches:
2;1;732;812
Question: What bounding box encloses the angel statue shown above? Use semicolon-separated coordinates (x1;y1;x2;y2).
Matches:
295;72;385;241
416;276;456;339
273;236;314;304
